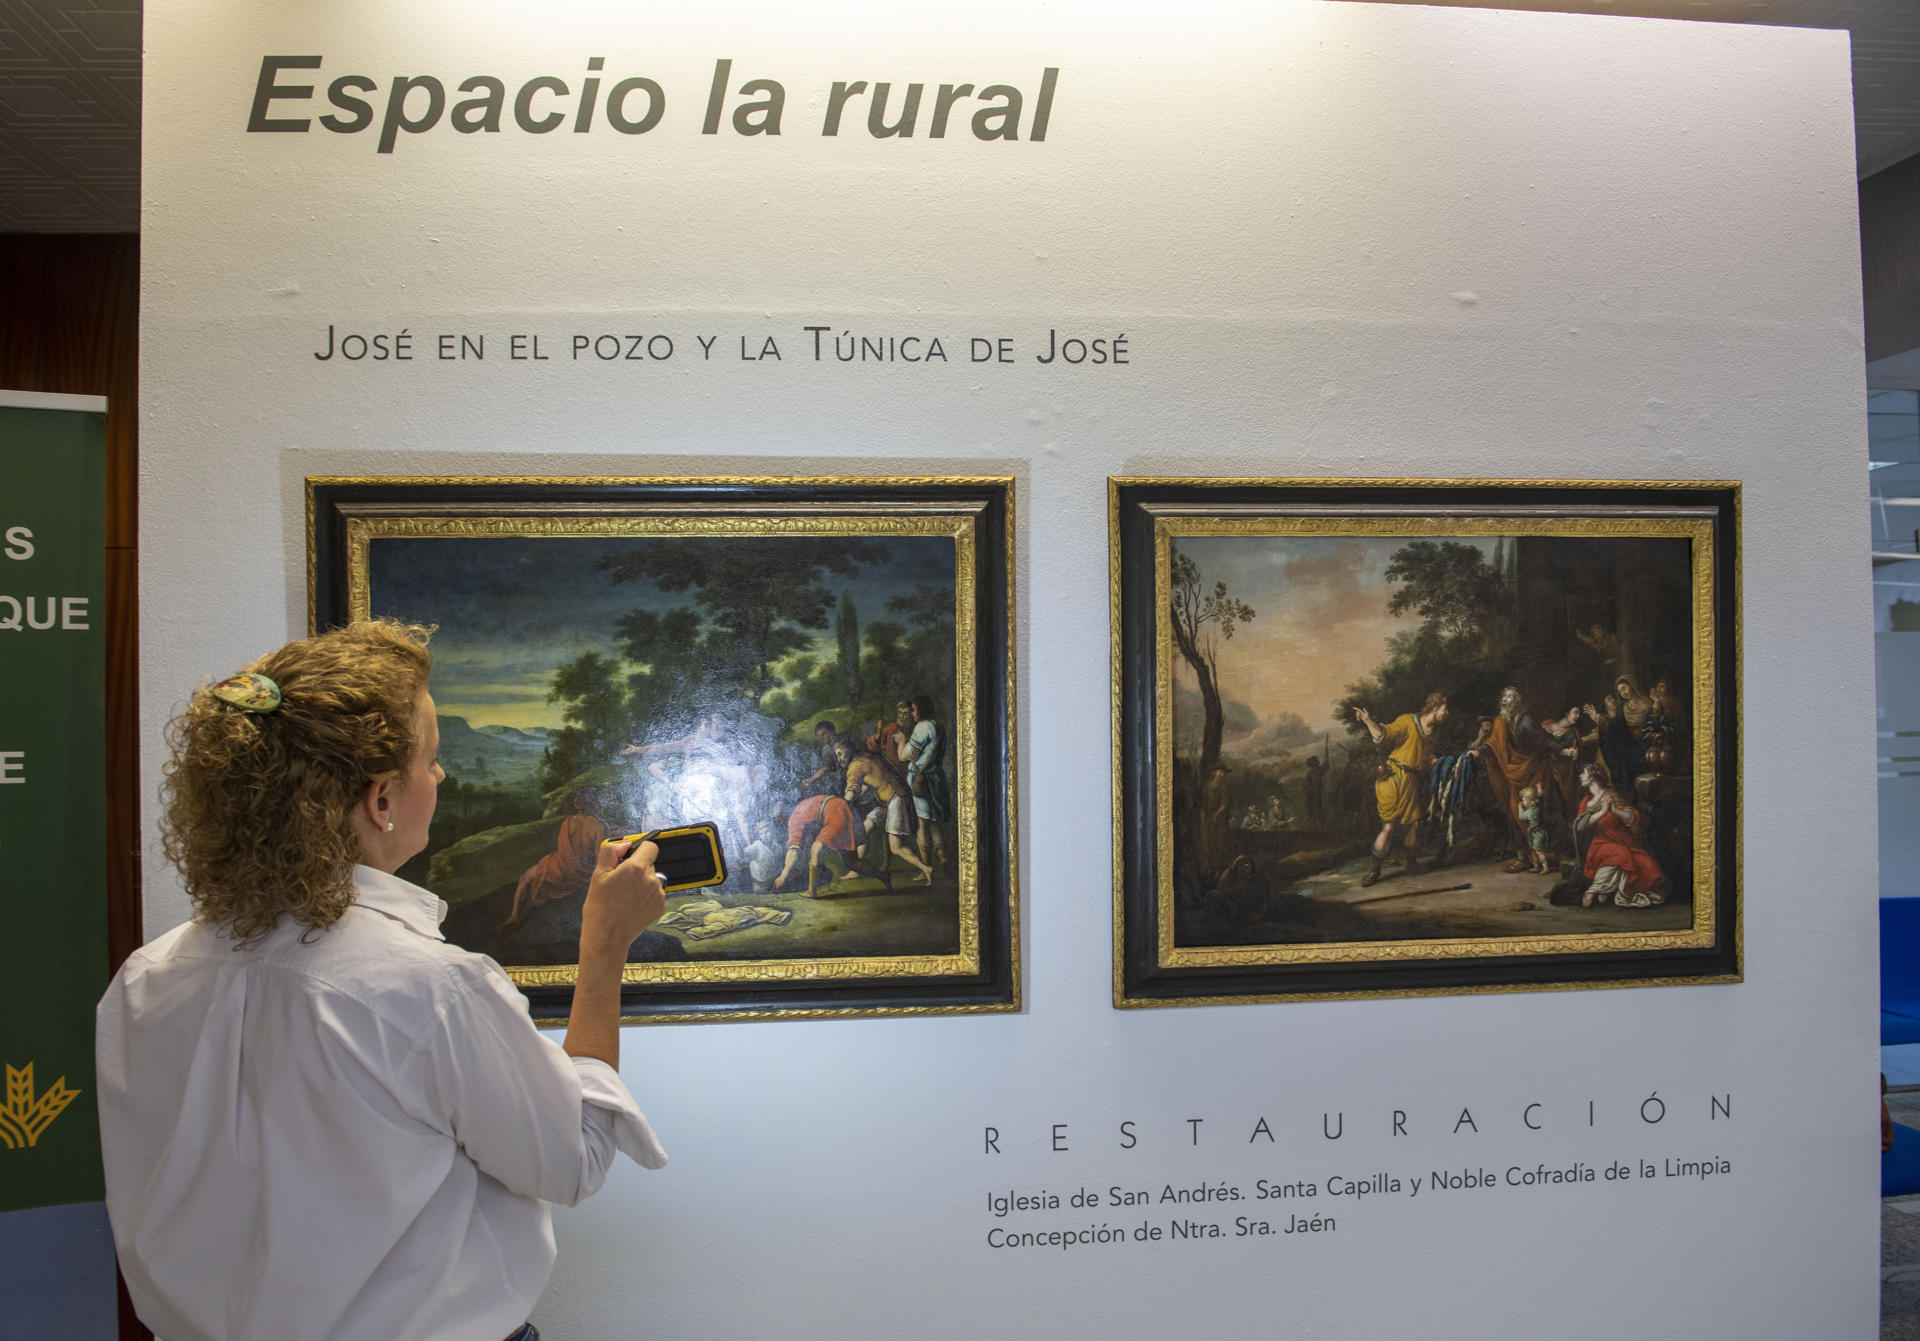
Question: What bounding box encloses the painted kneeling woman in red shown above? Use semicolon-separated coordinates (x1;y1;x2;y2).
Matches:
1572;762;1668;908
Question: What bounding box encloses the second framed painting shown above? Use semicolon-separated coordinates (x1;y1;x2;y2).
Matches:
310;475;1016;1024
1111;478;1740;1007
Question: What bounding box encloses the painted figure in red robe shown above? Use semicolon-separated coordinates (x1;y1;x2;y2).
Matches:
1572;762;1667;908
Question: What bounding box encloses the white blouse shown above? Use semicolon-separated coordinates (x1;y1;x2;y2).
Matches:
96;865;665;1341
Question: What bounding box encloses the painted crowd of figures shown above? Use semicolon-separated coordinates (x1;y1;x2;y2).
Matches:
778;696;953;896
1354;672;1689;908
502;694;955;929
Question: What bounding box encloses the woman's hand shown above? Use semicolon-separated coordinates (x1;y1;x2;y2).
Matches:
580;840;666;957
564;841;666;1069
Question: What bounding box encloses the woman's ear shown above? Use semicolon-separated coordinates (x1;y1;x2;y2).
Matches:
359;774;396;834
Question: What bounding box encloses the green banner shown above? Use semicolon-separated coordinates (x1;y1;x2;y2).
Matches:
0;397;107;1211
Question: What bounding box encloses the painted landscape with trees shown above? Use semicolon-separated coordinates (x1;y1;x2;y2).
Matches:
1165;523;1705;953
362;527;968;971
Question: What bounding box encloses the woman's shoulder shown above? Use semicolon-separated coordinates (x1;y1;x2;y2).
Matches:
269;894;502;1015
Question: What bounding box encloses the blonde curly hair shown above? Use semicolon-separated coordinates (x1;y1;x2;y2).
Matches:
160;620;433;944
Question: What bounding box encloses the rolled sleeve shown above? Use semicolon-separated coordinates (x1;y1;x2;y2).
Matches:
574;1057;668;1177
404;958;667;1206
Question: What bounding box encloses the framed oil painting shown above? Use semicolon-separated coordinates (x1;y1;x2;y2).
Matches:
309;475;1016;1023
1111;478;1739;1007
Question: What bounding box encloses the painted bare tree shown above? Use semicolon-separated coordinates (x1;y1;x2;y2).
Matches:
1169;548;1255;776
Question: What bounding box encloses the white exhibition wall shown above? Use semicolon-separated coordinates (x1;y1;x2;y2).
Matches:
141;3;1875;1336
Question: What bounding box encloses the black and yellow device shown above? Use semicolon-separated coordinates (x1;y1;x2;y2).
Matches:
606;822;728;893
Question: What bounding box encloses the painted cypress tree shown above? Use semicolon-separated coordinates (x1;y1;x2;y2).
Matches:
836;591;863;708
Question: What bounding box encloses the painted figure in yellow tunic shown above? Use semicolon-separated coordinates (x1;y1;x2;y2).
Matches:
1352;691;1450;888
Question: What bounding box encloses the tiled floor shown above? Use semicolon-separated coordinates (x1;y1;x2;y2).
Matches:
1887;1198;1920;1339
1887;1092;1920;1337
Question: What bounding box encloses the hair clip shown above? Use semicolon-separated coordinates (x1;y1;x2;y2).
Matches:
209;672;283;713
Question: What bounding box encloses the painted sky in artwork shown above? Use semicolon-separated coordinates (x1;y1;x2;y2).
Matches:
1172;535;1498;736
369;534;955;730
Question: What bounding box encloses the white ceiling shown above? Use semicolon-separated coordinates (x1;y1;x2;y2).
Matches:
0;0;1914;231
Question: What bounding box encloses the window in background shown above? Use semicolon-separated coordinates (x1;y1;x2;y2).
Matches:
1875;388;1920;896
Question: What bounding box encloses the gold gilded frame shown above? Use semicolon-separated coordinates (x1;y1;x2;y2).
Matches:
310;476;1018;1024
1111;478;1741;1007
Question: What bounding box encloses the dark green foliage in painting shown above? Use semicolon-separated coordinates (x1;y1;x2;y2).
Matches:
539;539;906;790
1384;541;1506;645
616;606;709;723
539;652;629;791
760;613;954;739
761;654;851;726
887;583;957;697
1336;541;1507;753
594;537;887;706
887;582;948;631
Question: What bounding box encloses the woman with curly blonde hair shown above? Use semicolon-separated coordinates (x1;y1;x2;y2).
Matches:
98;620;670;1341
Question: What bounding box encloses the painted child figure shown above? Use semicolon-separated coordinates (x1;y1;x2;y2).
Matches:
1517;785;1551;874
743;819;782;893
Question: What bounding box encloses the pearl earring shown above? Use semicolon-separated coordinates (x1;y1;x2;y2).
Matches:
386;822;394;832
